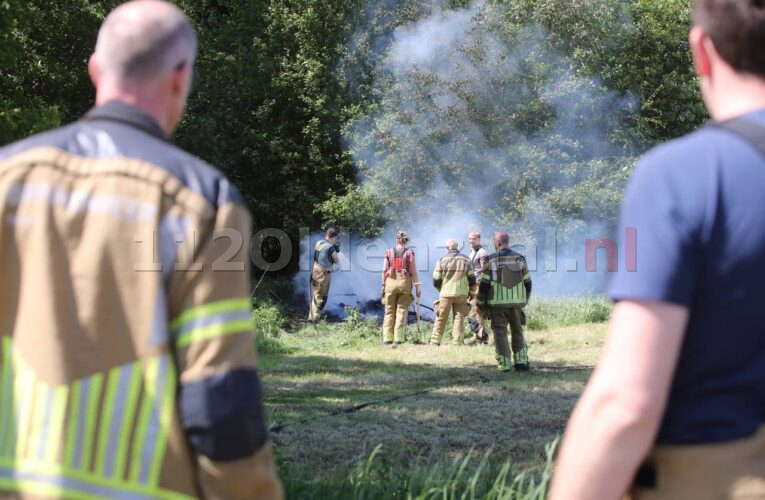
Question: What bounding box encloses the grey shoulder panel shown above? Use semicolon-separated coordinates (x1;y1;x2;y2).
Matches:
0;120;245;210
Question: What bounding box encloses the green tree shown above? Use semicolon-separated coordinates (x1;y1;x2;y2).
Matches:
175;0;360;234
0;0;708;267
0;1;116;144
316;184;387;238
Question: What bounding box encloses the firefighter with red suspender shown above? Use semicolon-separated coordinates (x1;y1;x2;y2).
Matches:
380;230;421;345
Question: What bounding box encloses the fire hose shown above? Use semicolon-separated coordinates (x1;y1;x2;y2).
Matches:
416;302;435;312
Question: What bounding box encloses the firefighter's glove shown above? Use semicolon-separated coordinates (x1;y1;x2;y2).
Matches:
415;284;422;299
333;243;341;253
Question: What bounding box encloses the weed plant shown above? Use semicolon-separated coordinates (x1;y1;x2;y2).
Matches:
251;302;290;354
340;307;380;340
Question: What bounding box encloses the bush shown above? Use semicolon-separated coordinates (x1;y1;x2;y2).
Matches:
316;185;389;239
340;306;380;338
252;302;289;354
525;296;612;330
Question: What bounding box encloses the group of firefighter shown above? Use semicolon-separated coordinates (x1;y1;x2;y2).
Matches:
310;228;531;372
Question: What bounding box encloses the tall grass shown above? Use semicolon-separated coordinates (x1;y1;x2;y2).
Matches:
252;302;290;354
525;296;612;331
282;439;557;500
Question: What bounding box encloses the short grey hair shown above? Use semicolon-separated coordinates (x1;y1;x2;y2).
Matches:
446;239;459;251
95;0;197;84
494;232;510;246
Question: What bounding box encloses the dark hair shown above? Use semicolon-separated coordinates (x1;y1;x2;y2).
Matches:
695;0;765;77
326;227;338;239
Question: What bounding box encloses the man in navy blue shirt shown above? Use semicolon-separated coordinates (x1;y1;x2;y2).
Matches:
551;1;765;498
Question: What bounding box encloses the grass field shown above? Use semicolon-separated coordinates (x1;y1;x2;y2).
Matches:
256;297;611;499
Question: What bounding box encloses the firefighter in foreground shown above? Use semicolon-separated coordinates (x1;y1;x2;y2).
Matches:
429;239;476;345
381;230;421;344
477;232;532;371
309;227;340;321
0;1;282;498
466;231;490;344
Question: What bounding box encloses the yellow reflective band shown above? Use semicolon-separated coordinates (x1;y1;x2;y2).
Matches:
80;372;104;472
95;366;121;477
28;382;49;462
14;360;36;459
176;319;253;349
129;358;158;483
63;381;82;468
0;476;100;500
112;365;143;479
148;359;177;486
0;344;192;500
44;386;69;464
0;462;195;500
170;298;251;332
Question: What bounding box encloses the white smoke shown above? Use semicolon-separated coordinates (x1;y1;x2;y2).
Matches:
295;0;639;317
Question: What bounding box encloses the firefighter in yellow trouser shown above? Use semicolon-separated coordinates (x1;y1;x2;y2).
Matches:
309;228;340;321
477;232;532;372
429;239;476;345
381;230;421;345
466;231;490;344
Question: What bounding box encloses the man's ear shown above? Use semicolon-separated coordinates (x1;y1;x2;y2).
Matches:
172;61;192;98
690;26;712;79
88;54;100;88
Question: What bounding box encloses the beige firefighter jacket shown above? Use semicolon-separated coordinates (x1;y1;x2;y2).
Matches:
0;102;282;500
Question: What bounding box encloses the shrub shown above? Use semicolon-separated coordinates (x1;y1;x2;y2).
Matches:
252;302;289;354
335;306;381;345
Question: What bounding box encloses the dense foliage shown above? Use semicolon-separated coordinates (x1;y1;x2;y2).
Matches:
1;0;703;260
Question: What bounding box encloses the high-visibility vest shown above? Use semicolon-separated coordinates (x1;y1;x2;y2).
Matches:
480;249;531;306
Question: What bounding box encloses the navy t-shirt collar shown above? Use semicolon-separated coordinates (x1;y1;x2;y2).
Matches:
716;107;765;126
83;101;166;139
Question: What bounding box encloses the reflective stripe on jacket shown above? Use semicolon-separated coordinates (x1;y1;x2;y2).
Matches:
478;248;531;307
433;250;476;297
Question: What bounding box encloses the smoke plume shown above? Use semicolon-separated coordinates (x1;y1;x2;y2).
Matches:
297;0;640;317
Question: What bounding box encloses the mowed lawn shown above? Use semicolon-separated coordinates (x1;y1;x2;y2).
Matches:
258;318;607;497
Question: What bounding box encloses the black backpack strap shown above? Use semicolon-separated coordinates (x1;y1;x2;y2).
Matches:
713;117;765;159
